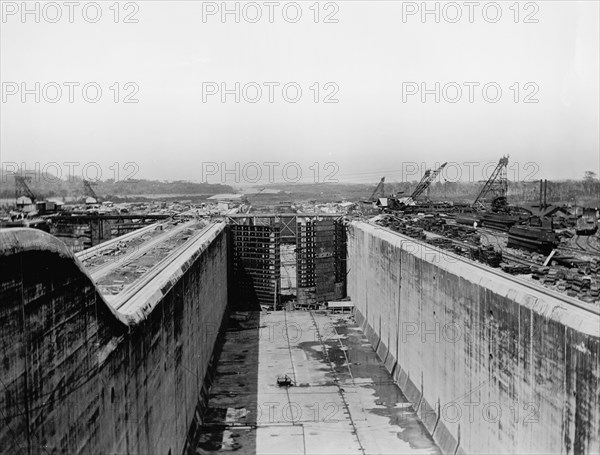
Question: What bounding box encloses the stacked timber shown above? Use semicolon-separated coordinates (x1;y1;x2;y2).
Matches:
530;260;600;305
427;237;453;248
404;226;426;240
442;224;480;244
472;245;503;268
415;216;446;232
501;264;531;275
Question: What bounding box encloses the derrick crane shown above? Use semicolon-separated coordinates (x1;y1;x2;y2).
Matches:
472;156;508;210
15;176;36;203
360;177;386;204
404;162;447;205
83;180;99;201
368;177;385;202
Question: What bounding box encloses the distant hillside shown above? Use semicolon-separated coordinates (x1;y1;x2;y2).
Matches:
258;178;600;207
0;171;234;200
3;169;597;208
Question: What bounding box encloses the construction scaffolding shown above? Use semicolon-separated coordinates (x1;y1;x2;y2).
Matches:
296;216;346;307
230;223;281;309
226;213;347;308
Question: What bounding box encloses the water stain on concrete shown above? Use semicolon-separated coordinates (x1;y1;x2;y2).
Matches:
191;311;441;454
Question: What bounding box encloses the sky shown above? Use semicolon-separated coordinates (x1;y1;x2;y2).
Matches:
1;1;599;186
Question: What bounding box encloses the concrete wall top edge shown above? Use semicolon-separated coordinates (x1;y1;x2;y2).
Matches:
0;227;129;327
1;223;227;328
1;227;75;259
1;224;230;455
114;222;226;323
351;221;600;338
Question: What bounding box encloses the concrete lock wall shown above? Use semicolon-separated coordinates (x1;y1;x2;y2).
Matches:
0;224;228;455
347;222;600;455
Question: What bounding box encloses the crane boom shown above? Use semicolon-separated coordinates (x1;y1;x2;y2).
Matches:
83;180;98;200
15;176;36;202
368;177;385;202
472;156;509;209
405;162;447;205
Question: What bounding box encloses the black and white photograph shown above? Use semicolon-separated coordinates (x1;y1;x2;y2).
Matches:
1;1;599;454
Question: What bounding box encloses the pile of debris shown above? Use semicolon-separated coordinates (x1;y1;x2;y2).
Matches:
404;226;426;240
501;264;532;275
442;224;480;244
531;259;600;304
472;245;503;268
414;216;446;232
375;215;502;268
374;216;404;231
81;239;138;269
427;237;454;249
374;217;426;240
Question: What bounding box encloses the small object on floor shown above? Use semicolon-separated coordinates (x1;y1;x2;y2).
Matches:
276;375;293;387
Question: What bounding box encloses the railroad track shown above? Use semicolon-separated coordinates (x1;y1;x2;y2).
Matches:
501;252;540;268
88;219;198;280
466;233;540;268
585;235;600;254
477;229;505;246
558;245;600;257
113;222;216;312
308;310;366;455
84;208;202;278
556;236;600;257
478;228;565;268
465;228;542;267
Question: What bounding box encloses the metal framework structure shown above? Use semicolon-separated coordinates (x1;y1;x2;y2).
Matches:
50;214;170;251
473;156;509;209
405;162;447;205
230;223;281;308
226;213;345;225
296;216;346;306
226;213;347;308
15;176;36;202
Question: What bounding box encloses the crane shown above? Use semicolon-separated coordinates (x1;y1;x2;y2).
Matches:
472;156;508;210
368;177;385;202
83;180;99;202
15;176;36;203
359;177;386;204
404;162;447;205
